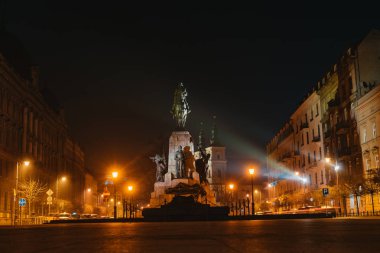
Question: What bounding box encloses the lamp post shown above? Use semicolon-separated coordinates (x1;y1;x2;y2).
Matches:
112;171;118;219
128;185;133;219
254;189;261;209
56;176;67;213
13;160;30;226
229;184;234;215
326;157;340;214
249;168;255;215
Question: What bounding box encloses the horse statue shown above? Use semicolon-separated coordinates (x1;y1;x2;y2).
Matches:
171;82;191;129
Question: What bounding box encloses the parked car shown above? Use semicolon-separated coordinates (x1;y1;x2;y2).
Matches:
57;212;71;220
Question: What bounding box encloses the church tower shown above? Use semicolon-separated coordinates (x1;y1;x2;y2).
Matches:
206;116;227;203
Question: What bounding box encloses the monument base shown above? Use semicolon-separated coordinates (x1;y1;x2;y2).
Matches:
143;196;229;221
149;171;217;207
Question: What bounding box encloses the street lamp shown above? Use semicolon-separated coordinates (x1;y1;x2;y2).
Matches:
128;185;133;219
112;171;118;219
325;157;341;214
13;160;30;226
254;189;262;209
56;176;67;213
249;168;255;215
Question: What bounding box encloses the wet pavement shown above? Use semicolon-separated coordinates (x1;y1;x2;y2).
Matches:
1;218;380;252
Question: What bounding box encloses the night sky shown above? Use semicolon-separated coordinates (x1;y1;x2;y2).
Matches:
3;3;380;196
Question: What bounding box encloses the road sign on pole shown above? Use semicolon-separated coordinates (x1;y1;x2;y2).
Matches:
47;196;53;205
19;198;26;207
46;189;53;196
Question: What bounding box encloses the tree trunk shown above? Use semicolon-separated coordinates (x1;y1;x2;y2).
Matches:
371;192;375;215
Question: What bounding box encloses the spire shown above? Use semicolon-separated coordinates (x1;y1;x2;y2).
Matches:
210;115;220;146
198;122;205;150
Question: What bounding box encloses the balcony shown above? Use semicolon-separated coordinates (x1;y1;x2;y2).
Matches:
300;122;309;130
336;121;350;135
280;152;293;162
312;136;321;142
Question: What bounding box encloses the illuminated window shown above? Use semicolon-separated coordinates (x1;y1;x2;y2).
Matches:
316;104;319;116
321;170;324;184
373;123;377;138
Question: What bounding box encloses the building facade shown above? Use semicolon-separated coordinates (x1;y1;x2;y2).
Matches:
355;84;380;212
266;29;380;214
0;30;89;222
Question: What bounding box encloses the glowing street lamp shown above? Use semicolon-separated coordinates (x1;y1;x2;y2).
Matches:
13;160;30;226
56;176;67;213
228;183;235;215
248;168;255;215
254;189;262;207
325;157;341;213
112;171;118;219
128;185;134;219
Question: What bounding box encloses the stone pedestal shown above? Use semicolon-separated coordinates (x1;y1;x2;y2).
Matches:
149;171;201;207
168;131;194;177
149;130;217;208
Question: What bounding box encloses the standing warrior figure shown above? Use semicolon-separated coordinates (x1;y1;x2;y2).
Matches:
174;145;186;178
150;154;167;182
171;82;191;129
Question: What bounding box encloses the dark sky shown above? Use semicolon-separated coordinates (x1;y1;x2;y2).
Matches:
3;3;380;195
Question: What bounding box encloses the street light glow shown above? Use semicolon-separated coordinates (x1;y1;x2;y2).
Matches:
87;188;91;192
23;160;30;166
325;157;331;163
128;185;133;191
112;171;118;178
229;184;234;190
249;168;255;175
335;165;340;171
61;176;67;182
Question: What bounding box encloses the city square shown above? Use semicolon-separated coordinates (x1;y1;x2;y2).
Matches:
2;219;380;252
1;3;380;253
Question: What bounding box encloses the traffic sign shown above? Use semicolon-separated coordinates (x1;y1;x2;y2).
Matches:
322;188;329;196
46;189;54;196
47;196;53;202
19;198;26;207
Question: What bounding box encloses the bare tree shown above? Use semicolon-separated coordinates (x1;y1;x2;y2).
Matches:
363;169;380;215
19;178;48;216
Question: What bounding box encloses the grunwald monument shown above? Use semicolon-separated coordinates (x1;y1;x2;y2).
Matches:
142;82;229;221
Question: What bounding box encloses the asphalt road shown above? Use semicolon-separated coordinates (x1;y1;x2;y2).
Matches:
1;218;380;253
